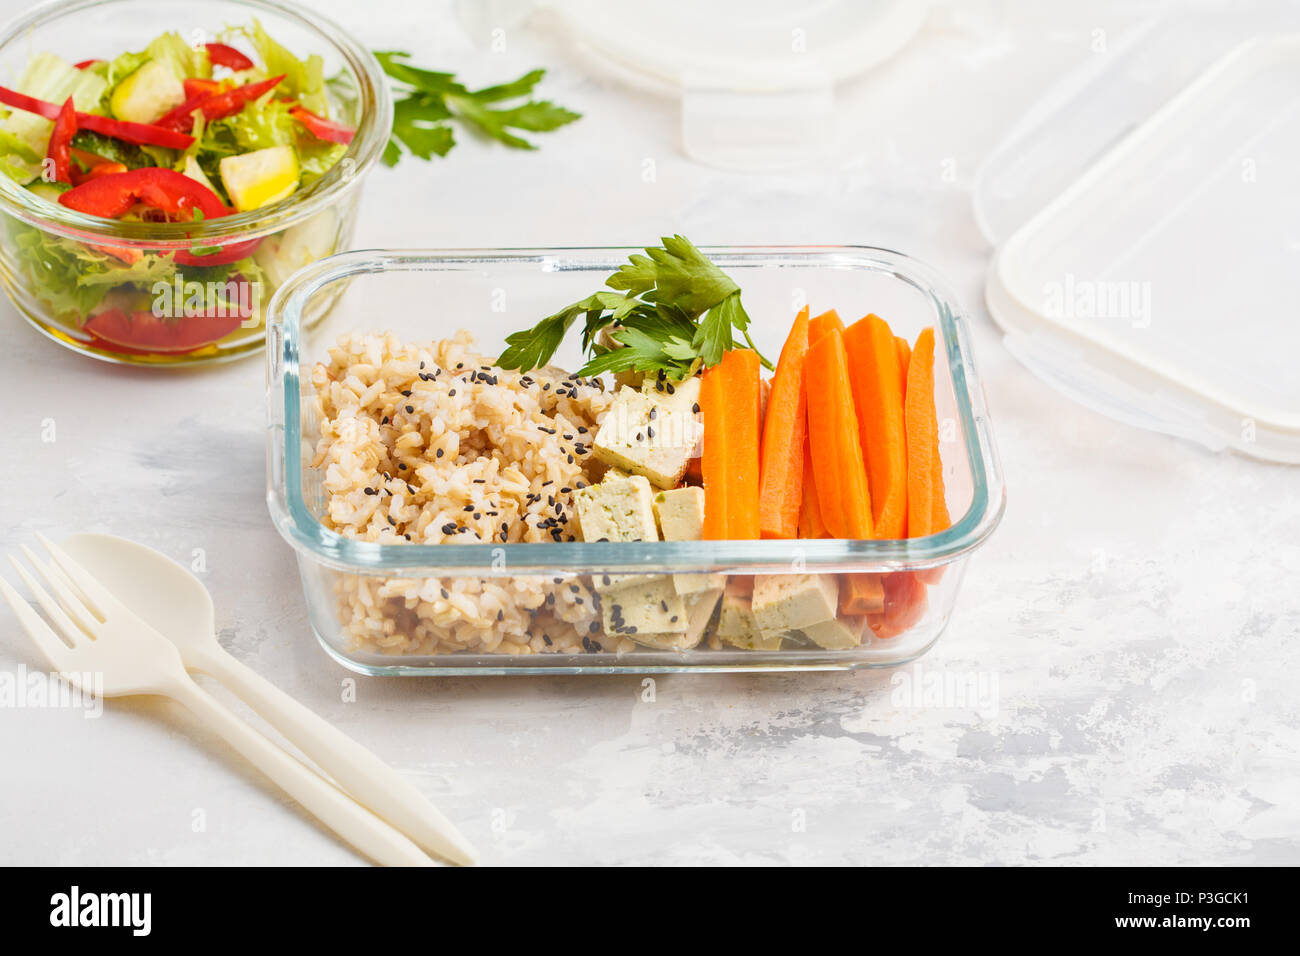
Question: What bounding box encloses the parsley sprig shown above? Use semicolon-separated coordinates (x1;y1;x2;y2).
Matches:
375;52;581;165
497;236;773;378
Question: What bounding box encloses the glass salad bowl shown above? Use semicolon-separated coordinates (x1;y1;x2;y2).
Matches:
0;0;391;365
267;246;1006;676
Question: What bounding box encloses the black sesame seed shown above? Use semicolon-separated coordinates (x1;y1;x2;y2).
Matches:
405;405;414;414
436;448;445;458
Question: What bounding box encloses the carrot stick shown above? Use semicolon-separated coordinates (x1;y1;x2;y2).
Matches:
840;573;884;615
844;314;908;539
700;368;728;538
797;431;827;538
806;327;873;539
808;309;844;346
868;571;928;638
904;327;941;538
758;307;810;539
895;335;911;399
701;348;761;539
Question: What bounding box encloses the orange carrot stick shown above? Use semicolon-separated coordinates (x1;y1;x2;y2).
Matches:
895;335;911;399
701;348;761;539
797;431;827;538
868;571;928;638
758;307;810;539
904;328;940;538
840;573;885;615
806;327;873;539
808;309;844;346
700;368;728;538
844;314;908;539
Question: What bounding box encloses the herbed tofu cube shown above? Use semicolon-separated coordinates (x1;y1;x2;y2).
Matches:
751;574;840;643
593;381;703;489
797;614;868;650
653;486;725;595
601;576;687;640
575;475;659;591
574;474;657;544
627;587;722;651
714;591;783;651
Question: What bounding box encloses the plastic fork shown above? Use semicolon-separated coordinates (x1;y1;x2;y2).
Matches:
1;534;434;867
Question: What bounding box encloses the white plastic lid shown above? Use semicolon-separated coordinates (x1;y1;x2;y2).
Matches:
979;24;1300;463
459;0;927;169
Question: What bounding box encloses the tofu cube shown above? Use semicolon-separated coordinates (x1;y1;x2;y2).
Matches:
714;591;783;651
751;574;840;643
601;576;687;639
797;614;868;649
575;474;659;591
653;486;725;595
574;474;657;544
593;381;703;489
628;587;722;651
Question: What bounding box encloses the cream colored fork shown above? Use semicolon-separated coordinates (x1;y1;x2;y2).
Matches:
1;534;433;867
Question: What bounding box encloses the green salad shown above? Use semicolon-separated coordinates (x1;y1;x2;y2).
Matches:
0;22;354;356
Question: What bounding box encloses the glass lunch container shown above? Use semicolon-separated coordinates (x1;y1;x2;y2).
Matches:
267;246;1005;675
0;0;391;365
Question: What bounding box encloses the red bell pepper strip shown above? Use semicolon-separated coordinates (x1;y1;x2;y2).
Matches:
78;113;194;149
0;85;61;120
173;236;262;267
58;167;229;220
289;105;355;145
183;77;223;99
155;74;285;132
0;84;194;149
59;168;262;265
74;59;103;70
46;97;78;184
204;42;255;72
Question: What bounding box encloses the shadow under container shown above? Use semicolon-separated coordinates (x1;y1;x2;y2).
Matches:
0;0;391;365
267;246;1005;675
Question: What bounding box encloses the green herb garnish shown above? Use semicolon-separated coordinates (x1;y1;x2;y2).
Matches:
498;236;772;378
374;52;581;165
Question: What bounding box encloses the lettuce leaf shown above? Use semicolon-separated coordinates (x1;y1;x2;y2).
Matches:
6;220;269;322
0;53;108;182
223;19;327;113
145;31;211;83
298;140;346;187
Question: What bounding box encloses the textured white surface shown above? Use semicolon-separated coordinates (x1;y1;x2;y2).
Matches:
1;0;1298;866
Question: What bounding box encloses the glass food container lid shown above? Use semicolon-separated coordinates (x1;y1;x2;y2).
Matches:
457;0;927;170
976;19;1300;464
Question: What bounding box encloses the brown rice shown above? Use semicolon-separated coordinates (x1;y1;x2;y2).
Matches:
310;330;636;656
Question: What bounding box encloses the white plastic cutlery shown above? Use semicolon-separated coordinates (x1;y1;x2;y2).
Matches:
57;532;476;867
0;534;447;867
